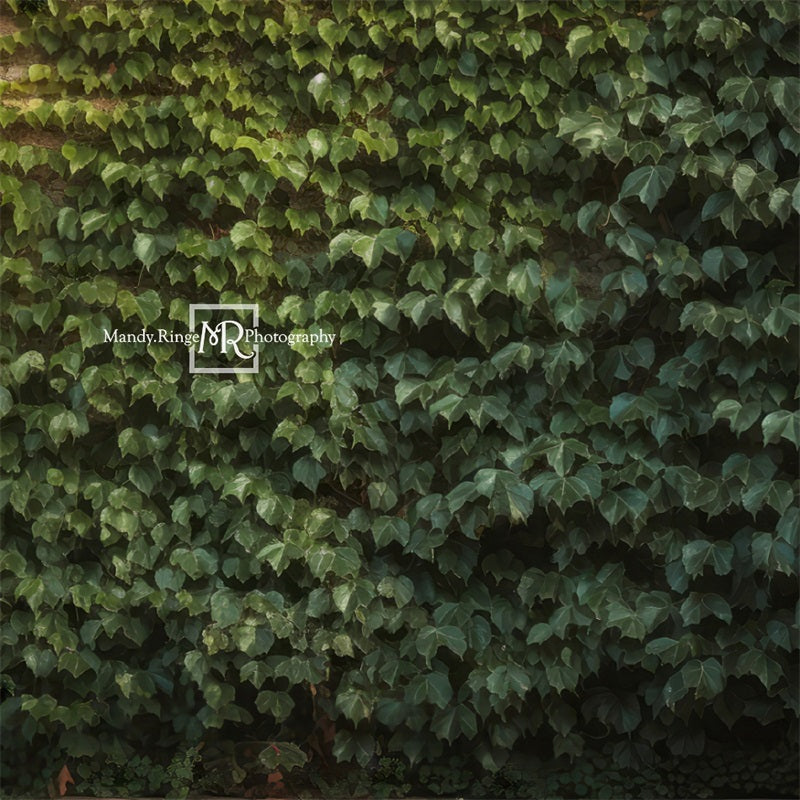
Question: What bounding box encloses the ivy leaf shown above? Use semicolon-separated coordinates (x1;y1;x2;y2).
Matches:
701;190;736;222
329;231;357;265
61;141;96;172
332;730;374;767
731;163;758;201
736;650;783;690
762;410;800;446
210;590;243;628
611;225;655;263
431;704;478;743
348;54;382;87
680;593;732;625
423;673;453;709
318;17;349;48
416;625;467;660
619;165;675;211
682;540;734;577
533;474;591;512
507;259;542;305
577;201;606;235
116;290;162;325
81;210;110;237
372;517;410;548
599;487;649;525
306;128;329;159
56;207;79;240
258;742;306;771
377;575;414;608
336;688;372;722
713;399;761;433
681;658;725;700
0;387;12;418
566;25;596;60
458;52;478;76
351;235;383;269
308;73;332;108
292;457;326;492
396;230;417;262
701;246;747;283
133;232;175;267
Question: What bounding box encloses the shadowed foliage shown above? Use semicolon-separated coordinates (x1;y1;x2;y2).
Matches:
0;0;798;796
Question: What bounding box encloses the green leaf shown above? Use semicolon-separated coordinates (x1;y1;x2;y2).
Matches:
332;730;374;767
566;25;600;60
645;637;690;666
56;207;79;240
713;399;761;433
610;18;649;50
416;625;467;661
681;658;725;700
258;742;306;771
116;289;162;325
682;540;734;577
28;64;52;82
532;474;591;512
329;134;358;168
458;52;478;76
308;72;332;108
701;246;747;283
373;516;410;547
318;17;349;48
599;487;649;525
736;650;783;690
351;234;383;269
424;672;453;709
277;158;308;191
701;190;736;222
612;226;655;263
329;231;357;265
80;209;110;236
0;387;12;418
619;166;675;212
210;589;242;628
61;142;96;172
762;410;800;446
396;230;416;262
577;201;606;236
306;128;329;159
431;703;478;743
507;259;542;305
336;688;372;722
292;456;325;492
376;575;414;608
308;545;360;579
134;232;162;267
348;54;382;87
680;593;732;625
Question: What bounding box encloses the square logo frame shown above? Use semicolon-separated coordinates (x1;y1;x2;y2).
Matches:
189;303;259;374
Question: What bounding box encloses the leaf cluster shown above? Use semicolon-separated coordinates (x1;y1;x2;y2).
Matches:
0;0;797;791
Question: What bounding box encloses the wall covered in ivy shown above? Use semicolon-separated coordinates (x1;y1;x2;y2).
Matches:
0;0;798;796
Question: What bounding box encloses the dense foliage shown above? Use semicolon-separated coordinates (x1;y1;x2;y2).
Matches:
1;0;798;795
